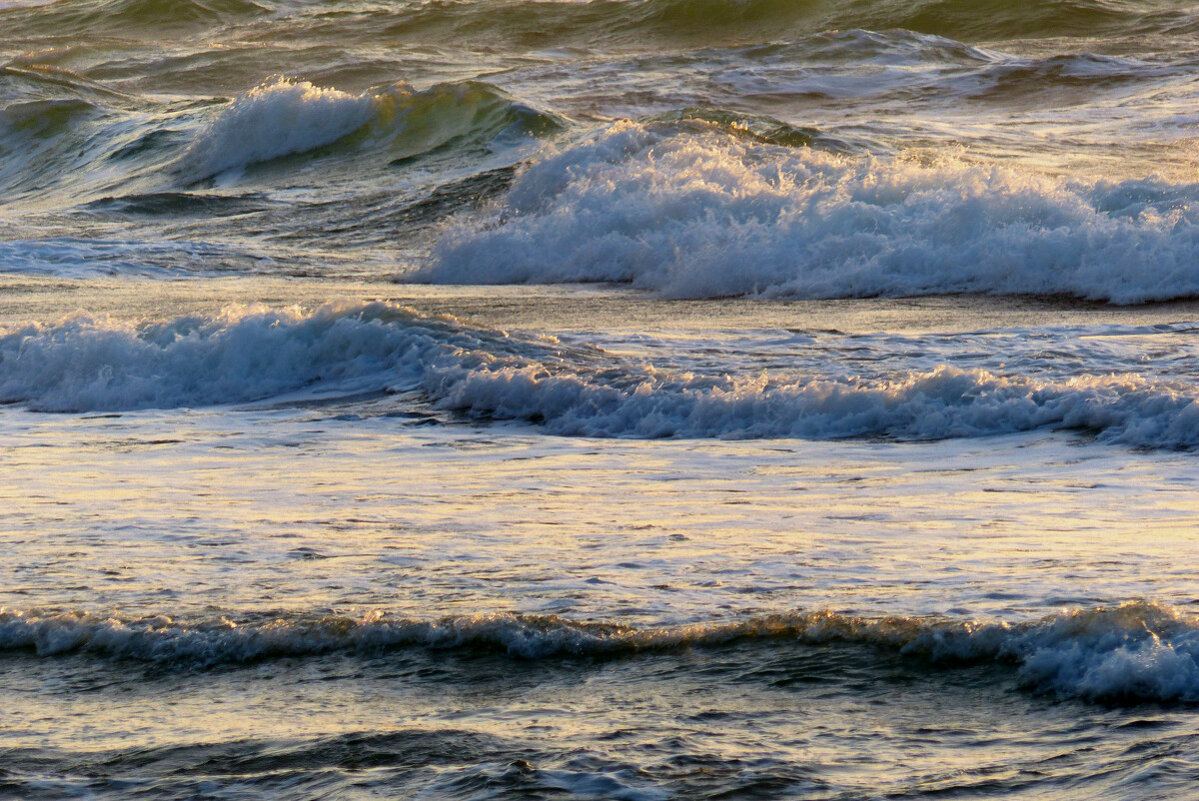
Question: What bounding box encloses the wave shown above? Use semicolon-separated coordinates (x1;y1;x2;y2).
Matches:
697;34;1188;105
0;96;98;141
420;120;1199;305
2;0;270;35
378;80;565;164
0;66;124;152
644;108;857;152
0;302;445;409
82;190;276;217
0;238;254;277
0;65;178;204
5;303;1199;449
326;0;1192;50
175;78;563;183
961;52;1188;105
175;79;376;181
3;602;1197;703
5;0;1191;58
629;0;1170;41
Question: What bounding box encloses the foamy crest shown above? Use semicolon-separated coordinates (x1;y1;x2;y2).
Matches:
4;303;1199;448
421;121;1199;303
3;602;1197;702
0;302;448;410
425;363;1199;448
177;78;375;180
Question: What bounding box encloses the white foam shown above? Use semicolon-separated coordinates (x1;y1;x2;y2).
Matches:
902;602;1199;702
426;360;1199;447
420;121;1199;304
0;302;445;410
3;602;1197;702
177;78;376;181
3;303;1199;448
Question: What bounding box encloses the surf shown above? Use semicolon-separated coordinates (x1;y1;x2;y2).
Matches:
3;601;1197;703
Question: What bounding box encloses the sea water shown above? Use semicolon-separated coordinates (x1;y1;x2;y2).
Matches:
3;1;1199;798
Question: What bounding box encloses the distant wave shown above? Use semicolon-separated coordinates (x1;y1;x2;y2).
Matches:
176;78;563;183
683;33;1188;104
5;303;1199;449
3;602;1198;703
420;120;1199;305
0;238;253;277
2;0;270;35
305;0;1194;49
9;0;1183;49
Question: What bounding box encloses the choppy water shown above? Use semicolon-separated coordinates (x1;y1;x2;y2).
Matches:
4;1;1199;798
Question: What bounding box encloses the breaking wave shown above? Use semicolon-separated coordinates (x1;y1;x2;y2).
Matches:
421;121;1199;304
4;303;1199;448
176;79;376;180
3;602;1198;703
0;303;445;409
176;78;563;182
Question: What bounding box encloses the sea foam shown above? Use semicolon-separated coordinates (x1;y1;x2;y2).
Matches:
174;77;561;183
2;602;1196;703
420;121;1199;304
0;303;450;410
3;303;1199;448
177;78;376;181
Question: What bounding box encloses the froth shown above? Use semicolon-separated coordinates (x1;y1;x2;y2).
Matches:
0;302;442;411
4;303;1199;449
3;602;1197;703
177;78;376;181
421;121;1199;304
172;78;562;184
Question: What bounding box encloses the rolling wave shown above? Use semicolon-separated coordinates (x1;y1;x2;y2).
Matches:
175;79;377;181
0;96;98;140
176;78;563;182
4;303;1199;448
2;602;1197;703
687;33;1193;105
9;0;1183;48
2;0;271;35
323;0;1195;49
0;71;561;202
0;302;447;409
629;0;1174;41
422;120;1199;304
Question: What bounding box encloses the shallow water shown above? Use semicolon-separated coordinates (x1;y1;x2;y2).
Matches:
4;1;1199;798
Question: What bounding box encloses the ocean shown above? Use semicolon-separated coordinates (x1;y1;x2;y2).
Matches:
3;0;1199;797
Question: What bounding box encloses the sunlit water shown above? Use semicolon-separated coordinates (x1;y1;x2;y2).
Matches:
4;1;1199;798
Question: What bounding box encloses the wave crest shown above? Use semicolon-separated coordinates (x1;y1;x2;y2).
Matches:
176;79;377;181
5;303;1199;448
420;121;1199;305
4;602;1198;703
176;78;563;182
